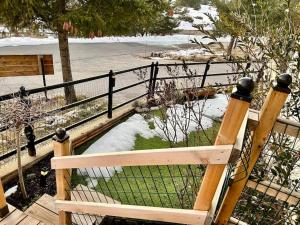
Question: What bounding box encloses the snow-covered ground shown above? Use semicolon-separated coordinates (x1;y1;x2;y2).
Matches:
4;185;18;197
79;94;228;186
155;47;224;60
0;26;9;33
0;35;229;48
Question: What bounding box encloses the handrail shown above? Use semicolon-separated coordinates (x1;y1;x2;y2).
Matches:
51;145;234;169
56;200;208;225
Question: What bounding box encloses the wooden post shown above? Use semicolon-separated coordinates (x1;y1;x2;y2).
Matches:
0;178;9;218
193;77;254;211
53;128;72;225
215;74;292;225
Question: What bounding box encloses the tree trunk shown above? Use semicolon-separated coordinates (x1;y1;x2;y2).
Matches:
16;129;28;199
58;29;77;104
227;36;236;59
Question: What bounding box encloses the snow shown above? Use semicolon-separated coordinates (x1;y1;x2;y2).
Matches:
175;5;218;31
5;185;18;197
0;26;9;33
78;94;228;185
0;35;222;47
79;114;155;184
0;33;229;48
160;48;223;60
153;94;228;142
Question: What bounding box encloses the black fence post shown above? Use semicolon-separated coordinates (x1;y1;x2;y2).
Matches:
108;70;115;119
151;62;159;96
19;86;37;157
201;60;211;88
40;56;48;100
148;62;155;99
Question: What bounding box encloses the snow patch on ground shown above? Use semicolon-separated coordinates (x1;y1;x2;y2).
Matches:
0;26;9;33
79;114;155;184
5;185;18;197
78;94;228;185
158;48;224;60
153;94;228;142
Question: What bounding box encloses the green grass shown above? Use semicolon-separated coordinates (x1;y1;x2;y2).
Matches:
71;113;220;208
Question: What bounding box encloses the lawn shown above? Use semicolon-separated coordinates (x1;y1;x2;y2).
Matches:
72;113;220;209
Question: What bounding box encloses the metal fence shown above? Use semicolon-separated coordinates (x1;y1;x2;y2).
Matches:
0;60;257;162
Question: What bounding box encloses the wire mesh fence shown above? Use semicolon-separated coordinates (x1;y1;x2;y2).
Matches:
65;163;205;225
228;120;300;225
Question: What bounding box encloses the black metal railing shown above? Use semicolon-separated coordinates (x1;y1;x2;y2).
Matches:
0;60;259;161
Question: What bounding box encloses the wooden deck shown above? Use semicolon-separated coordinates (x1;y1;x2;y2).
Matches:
24;185;120;225
0;204;42;225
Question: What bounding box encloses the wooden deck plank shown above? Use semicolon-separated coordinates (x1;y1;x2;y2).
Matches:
71;185;121;225
35;194;57;213
25;203;58;225
0;208;27;225
17;215;40;225
28;187;118;225
72;184;120;204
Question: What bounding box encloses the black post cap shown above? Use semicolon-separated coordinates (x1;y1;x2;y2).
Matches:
231;77;255;102
53;128;69;143
272;74;292;93
19;86;27;98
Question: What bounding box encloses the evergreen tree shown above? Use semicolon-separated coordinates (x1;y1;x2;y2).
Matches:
0;0;169;103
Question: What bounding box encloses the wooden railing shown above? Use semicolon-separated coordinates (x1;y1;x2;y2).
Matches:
51;77;255;225
51;75;294;225
51;133;236;225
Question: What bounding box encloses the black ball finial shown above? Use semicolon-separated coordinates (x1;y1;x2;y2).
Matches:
277;74;292;87
273;74;292;93
231;77;254;102
236;77;255;95
53;128;69;143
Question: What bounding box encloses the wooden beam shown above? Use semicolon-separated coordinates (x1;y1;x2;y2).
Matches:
215;75;292;225
0;178;9;217
248;109;300;138
51;145;233;169
246;180;300;206
55;200;208;225
194;94;252;211
53;130;72;225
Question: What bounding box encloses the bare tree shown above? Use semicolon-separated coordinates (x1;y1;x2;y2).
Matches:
0;89;48;199
137;63;229;206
